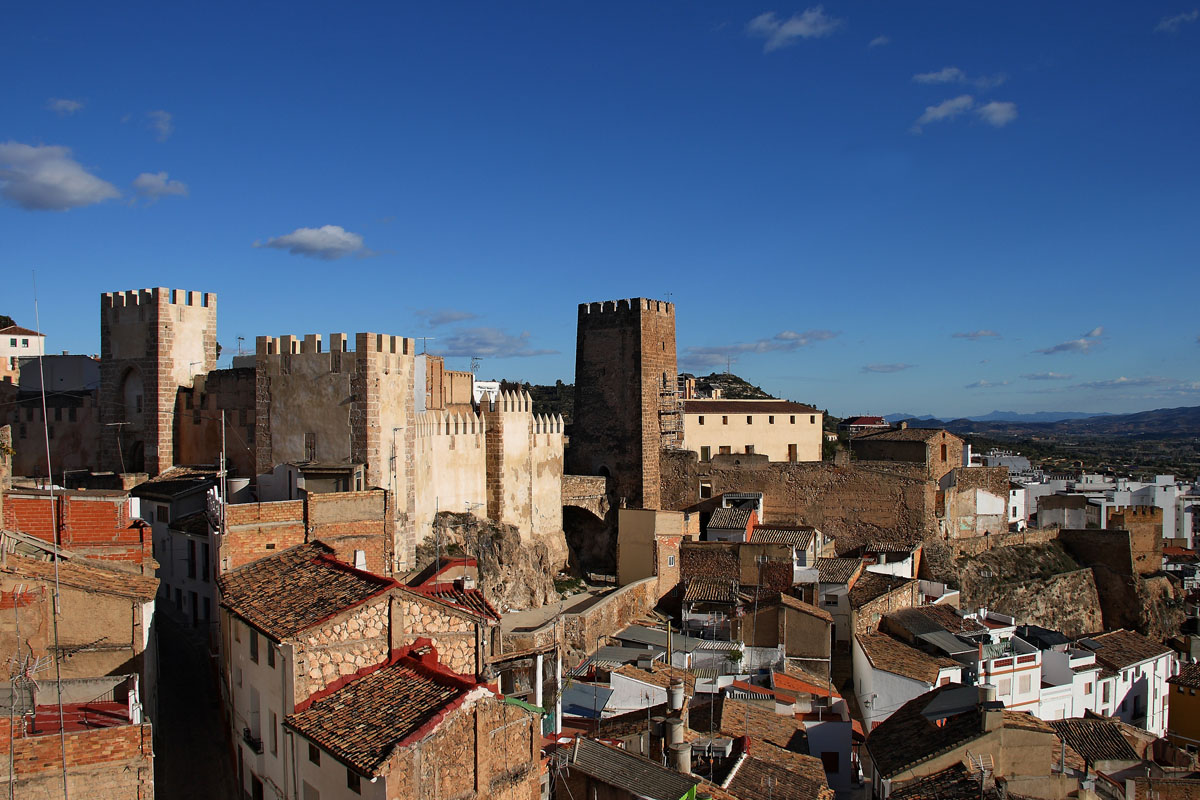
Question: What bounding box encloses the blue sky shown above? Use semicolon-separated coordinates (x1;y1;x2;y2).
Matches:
3;2;1198;418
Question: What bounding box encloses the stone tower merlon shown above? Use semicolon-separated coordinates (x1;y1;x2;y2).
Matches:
99;288;218;477
568;297;678;511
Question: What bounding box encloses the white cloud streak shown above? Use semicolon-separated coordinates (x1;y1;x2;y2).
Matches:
132;171;188;201
1022;372;1072;381
416;309;479;328
682;330;837;369
977;101;1018;127
147;110;174;141
46;98;84;116
254;225;370;260
1036;326;1104;355
913;66;1005;89
0;141;120;211
965;379;1010;389
746;7;844;52
911;95;975;133
869;35;890;47
1156;9;1198;32
952;330;1000;340
435;327;558;358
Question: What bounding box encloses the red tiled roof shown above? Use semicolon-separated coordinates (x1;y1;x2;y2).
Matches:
285;642;482;776
842;416;888;426
683;400;820;414
217;541;396;640
0;325;42;337
0;551;158;602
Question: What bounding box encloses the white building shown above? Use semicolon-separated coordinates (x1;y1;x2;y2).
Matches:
1008;482;1027;530
0;324;45;384
1079;629;1177;738
852;632;963;731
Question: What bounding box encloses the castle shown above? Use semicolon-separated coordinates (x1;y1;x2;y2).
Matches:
3;288;564;572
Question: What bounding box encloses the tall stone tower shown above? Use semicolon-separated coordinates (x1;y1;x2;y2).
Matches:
568;298;678;510
100;288;217;476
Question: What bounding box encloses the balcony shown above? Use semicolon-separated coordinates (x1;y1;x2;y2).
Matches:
242;727;264;755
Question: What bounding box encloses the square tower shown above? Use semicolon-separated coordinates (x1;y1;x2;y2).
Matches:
568;298;677;510
99;288;217;476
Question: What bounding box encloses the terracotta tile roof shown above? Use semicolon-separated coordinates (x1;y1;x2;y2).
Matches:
890;763;1011;800
750;525;815;549
866;685;986;779
772;670;839;700
684;576;739;604
1085;629;1172;670
856;633;958;684
772;593;833;623
611;662;696;696
864;540;918;553
683;400;819;415
887;606;987;638
217;541;395;640
816;557;861;585
567;737;700;800
854;427;951;442
842;416;887;426
1129;778;1200;800
0;552;157;602
690;695;805;752
0;325;42;337
130;465;218;499
726;741;833;800
285;645;481;776
409;583;499;622
848;573;915;609
1048;718;1139;764
709;507;753;531
1168;663;1200;690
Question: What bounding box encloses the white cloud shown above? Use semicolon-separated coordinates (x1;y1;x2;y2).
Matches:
1036;326;1104;355
682;329;837;369
147;110;174;142
0;141;120;211
132;171;188;201
435;327;558;358
976;101;1018;127
1156;9;1199;32
416;309;479;328
911;95;975;133
1022;372;1072;381
869;35;890;47
746;7;844;52
861;363;915;374
46;98;84;116
965;379;1010;389
913;66;1005;89
1073;376;1169;390
254;225;370;260
952;329;1000;340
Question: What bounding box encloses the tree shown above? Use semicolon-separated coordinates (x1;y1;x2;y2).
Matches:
0;315;15;329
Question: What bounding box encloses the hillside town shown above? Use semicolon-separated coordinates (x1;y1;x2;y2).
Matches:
2;290;1200;800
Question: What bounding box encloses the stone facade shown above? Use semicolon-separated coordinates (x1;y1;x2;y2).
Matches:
1107;505;1164;576
174;367;256;478
99;288;217;476
568;298;677;511
4;390;102;477
294;597;391;704
392;590;487;676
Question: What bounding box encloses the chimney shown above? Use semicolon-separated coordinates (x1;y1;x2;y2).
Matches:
669;741;692;775
981;700;1003;733
899;421;909;429
667;678;685;712
665;717;685;746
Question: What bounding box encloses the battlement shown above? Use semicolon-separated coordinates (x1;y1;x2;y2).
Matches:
102;288;215;312
415;410;486;438
256;333;349;355
533;413;564;435
578;297;674;317
1109;505;1163;520
482;390;533;414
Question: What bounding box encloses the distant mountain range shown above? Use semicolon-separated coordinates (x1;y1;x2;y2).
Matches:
883;410;1113;424
889;406;1200;438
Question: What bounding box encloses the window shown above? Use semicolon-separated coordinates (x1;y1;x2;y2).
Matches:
304;432;316;461
7;338;13;347
156;505;168;523
810;415;815;424
940;444;947;461
746;416;753;425
718;446;731;455
267;646;276;669
353;550;367;570
822;593;838;607
270;711;278;755
821;751;840;773
1102;683;1111;703
46;425;54;439
347;769;362;794
53;407;61;422
698;416;705;425
187;540;196;579
699;481;712;499
303;782;321;800
309;743;321;765
1085;682;1093;695
745;445;754;454
202;543;210;582
68;407;76;422
722;416;728;425
250;629;259;663
20;339;28;348
667;555;676;567
1019;674;1031;694
790;415;796;424
768;415;774;424
203;597;211;622
1012;507;1018;518
788;444;798;462
999;678;1012;695
700;446;711;462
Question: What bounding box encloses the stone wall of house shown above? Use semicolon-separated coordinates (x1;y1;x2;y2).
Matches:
0;721;154;800
294;597;390;703
562;577;659;655
391;592;482;676
662;450;936;552
852;580;921;636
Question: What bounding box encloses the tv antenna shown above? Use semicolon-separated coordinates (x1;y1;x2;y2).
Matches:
470;356;481;374
416;336;435;354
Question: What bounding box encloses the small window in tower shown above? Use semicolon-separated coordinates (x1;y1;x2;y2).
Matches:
746;416;753;425
722;416;728;425
135;395;143;414
790;415;796;424
768;416;774;424
698;416;705;425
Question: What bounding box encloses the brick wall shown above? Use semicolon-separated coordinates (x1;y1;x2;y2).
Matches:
219;500;306;571
2;491;151;571
0;721;153;800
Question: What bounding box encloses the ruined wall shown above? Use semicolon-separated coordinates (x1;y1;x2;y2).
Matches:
662;450;936;552
853;580;921;636
100;288;217;475
850;431;963;483
391;591;484;676
943;467;1011;539
0;721;154;800
561;577;659;655
2;490;151;573
967;568;1104;638
175;367;256;478
293;596;390;705
568;298;676;511
5;392;101;477
1106;506;1164;577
